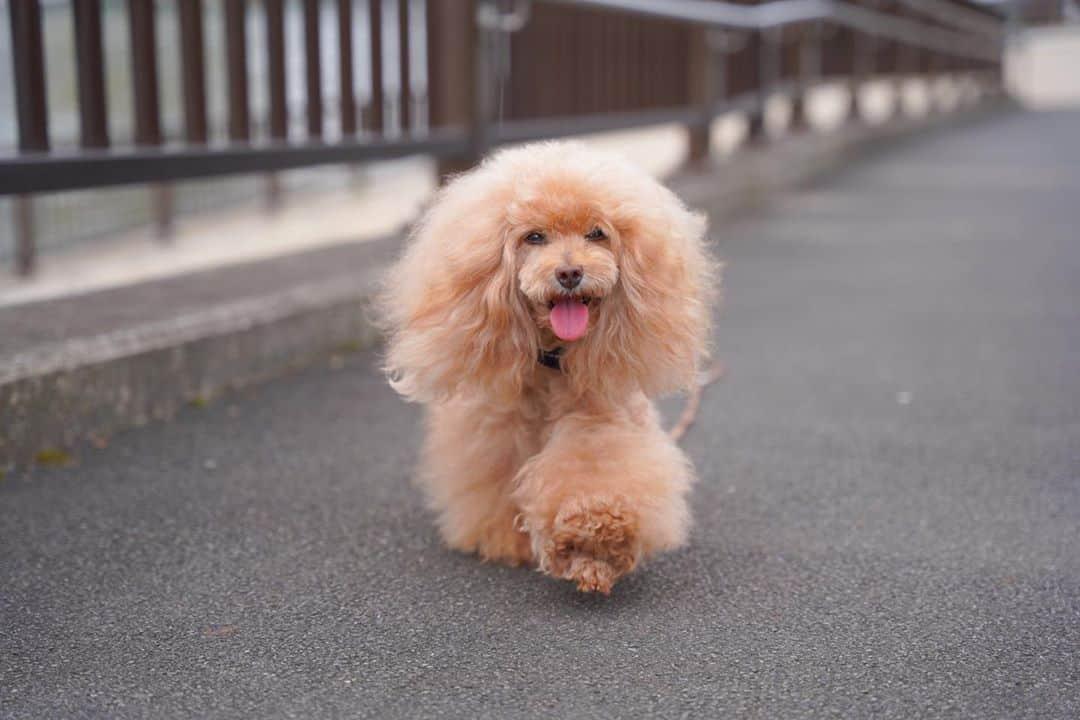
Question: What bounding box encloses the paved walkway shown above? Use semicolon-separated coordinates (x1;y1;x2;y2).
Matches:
2;110;1078;719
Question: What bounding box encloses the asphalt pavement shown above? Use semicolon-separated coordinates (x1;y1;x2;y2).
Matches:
2;109;1078;719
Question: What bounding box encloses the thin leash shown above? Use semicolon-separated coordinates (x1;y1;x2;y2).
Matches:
668;360;725;443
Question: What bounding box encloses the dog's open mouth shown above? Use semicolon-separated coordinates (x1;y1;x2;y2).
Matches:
547;296;593;341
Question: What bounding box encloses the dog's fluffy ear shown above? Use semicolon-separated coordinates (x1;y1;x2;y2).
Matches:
567;182;717;400
377;167;536;403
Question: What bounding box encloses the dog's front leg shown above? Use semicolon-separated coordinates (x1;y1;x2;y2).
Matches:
511;406;694;594
419;401;537;567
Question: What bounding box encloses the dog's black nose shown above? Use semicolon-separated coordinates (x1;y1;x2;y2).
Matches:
556;265;583;290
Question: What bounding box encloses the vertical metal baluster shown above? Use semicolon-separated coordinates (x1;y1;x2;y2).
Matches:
179;0;208;144
369;0;385;134
129;0;162;148
303;0;323;138
225;0;251;143
265;0;287;208
426;0;476;179
73;0;109;149
338;0;357;136
399;0;411;134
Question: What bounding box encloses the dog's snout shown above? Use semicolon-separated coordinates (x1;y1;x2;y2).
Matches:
556;265;584;290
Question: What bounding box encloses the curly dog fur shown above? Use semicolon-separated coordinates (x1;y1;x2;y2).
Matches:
378;141;717;593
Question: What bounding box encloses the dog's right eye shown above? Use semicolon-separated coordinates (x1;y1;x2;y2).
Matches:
523;231;546;245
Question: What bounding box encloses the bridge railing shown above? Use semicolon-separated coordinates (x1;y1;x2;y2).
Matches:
2;0;1005;276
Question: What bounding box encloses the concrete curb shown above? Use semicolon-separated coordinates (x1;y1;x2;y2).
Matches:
1;272;383;472
0;98;1018;473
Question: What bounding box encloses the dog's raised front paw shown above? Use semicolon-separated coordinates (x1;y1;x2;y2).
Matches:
537;497;642;594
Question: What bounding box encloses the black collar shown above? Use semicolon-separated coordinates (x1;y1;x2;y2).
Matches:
538;347;564;371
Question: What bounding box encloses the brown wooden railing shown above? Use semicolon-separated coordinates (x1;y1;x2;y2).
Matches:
2;0;1005;276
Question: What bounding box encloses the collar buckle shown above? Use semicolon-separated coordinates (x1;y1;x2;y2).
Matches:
537;347;563;371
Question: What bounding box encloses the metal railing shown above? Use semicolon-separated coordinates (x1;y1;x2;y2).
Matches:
1;0;1005;276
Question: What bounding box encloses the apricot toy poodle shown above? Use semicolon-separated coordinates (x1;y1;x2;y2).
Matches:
378;141;717;593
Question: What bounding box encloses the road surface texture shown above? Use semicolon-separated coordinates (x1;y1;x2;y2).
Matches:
2;110;1078;718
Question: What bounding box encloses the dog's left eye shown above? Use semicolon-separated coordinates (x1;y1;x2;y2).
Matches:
585;227;606;241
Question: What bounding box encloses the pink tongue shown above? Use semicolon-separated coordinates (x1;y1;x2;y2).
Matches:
550;299;589;341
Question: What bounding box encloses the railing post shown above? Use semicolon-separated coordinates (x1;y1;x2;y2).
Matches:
847;28;872;124
686;26;713;167
128;0;172;238
744;34;765;144
224;0;251;143
895;9;916;119
174;1;206;234
789;21;820;133
871;1;893;119
713;32;729;111
747;27;777;145
427;0;478;180
9;0;48;276
928;48;944;113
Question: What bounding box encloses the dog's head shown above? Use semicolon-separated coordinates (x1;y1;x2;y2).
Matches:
379;141;717;403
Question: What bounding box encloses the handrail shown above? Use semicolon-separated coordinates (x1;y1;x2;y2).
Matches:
893;0;1004;38
0;132;470;197
545;0;1001;58
825;1;998;58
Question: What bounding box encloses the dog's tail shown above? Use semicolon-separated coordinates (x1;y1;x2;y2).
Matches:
668;360;725;443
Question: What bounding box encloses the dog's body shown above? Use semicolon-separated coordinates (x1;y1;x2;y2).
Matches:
379;142;716;593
